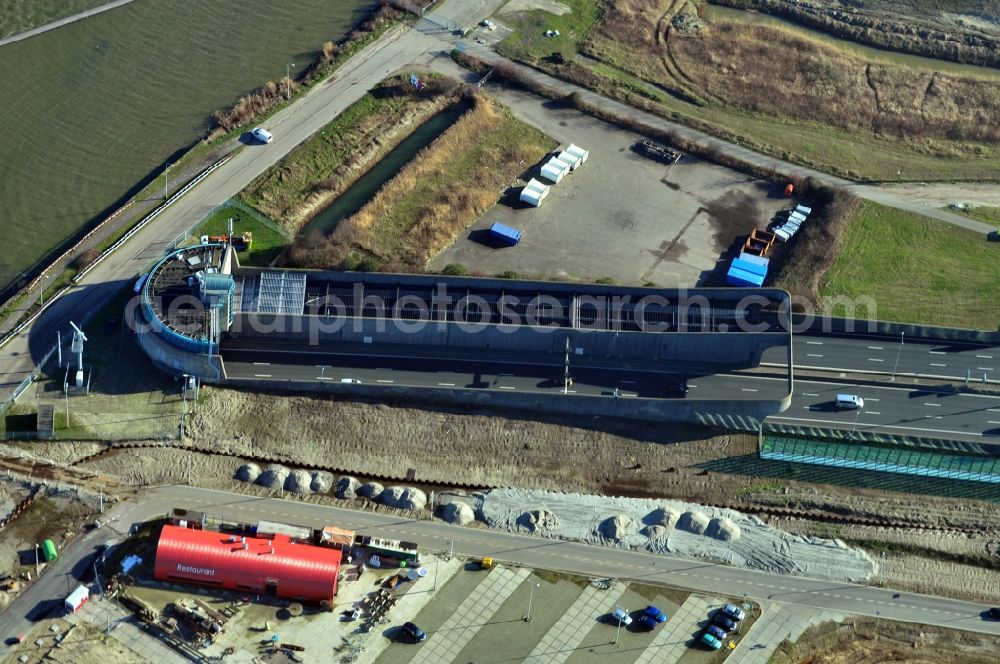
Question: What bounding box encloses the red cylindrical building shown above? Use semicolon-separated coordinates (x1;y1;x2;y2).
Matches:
154;525;341;603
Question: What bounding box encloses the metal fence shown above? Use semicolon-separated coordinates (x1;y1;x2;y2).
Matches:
761;435;1000;484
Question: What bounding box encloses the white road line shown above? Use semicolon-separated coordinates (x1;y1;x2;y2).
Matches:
741;388;758;392
376;379;394;384
317;376;332;381
807;353;823;357
924;403;942;407
868;398;880;402
988;421;1000;425
254;373;272;378
498;386;516;390
438;382;456;387
976;355;993;359
867;346;884;350
868;358;884;362
929;363;947;367
806;341;823;345
977;367;994;371
253;362;270;366
802;393;819;397
989;409;1000;413
925;415;942;419
867;411;881;415
929;351;947;355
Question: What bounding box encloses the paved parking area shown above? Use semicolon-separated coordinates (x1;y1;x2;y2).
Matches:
429;89;788;287
728;603;844;664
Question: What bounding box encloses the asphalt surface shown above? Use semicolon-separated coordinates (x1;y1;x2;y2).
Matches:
2;486;997;645
220;342;1000;441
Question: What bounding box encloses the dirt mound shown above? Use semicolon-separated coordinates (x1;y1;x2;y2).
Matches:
706;517;741;541
235;463;261;483
677;511;710;535
380;486;427;510
440;502;475;525
518;508;559;532
336;476;360;499
646;507;679;529
256;464;290;489
311;471;334;494
599;514;635;541
358;482;384;500
284;470;313;494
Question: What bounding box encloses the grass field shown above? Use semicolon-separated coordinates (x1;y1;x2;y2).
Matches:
285;94;556;271
0;0;106;38
240;79;452;231
496;0;1000;181
496;0;603;63
188;206;288;267
819;201;1000;329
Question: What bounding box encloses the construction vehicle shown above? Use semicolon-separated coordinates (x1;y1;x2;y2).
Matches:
477;557;494;570
633;139;681;164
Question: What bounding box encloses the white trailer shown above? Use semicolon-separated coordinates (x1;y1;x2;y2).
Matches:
64;585;89;613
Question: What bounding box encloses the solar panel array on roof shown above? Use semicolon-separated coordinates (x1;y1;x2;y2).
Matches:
257;271;306;315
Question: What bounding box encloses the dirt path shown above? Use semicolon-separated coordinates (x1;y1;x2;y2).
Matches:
870;182;1000;208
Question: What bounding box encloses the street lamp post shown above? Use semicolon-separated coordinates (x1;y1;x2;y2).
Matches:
849;404;862;442
164;162;171;200
890;331;904;382
286;62;296;100
524;582;539;622
614;605;624;645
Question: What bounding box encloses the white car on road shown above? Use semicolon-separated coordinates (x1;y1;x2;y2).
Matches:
251;127;273;144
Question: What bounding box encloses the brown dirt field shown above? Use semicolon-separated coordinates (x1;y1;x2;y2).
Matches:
771;616;1000;664
669;22;1000;143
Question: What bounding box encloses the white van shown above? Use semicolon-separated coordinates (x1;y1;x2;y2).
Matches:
251;127;273;144
836;394;864;410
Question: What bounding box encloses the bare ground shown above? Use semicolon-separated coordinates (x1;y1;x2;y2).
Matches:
12;385;1000;604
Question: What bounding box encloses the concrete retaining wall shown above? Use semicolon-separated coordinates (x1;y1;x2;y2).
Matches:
798;314;1000;344
228;313;788;366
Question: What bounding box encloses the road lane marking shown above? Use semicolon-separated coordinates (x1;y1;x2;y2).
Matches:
976;355;993;359
317;376;332;381
929;351;946;355
989;409;1000;413
803;393;819;396
868;358;884;362
988;421;1000;425
924;403;941;407
925;415;942;419
867;346;884;350
438;382;456;386
741;388;758;392
253;362;270;366
929;363;947;367
977;367;994;371
807;353;823;358
868;398;879;402
806;341;823;345
377;379;394;384
498;386;516;390
867;411;881;415
254;373;272;378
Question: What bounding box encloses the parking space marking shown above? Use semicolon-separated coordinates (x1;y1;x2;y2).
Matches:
526;583;630;664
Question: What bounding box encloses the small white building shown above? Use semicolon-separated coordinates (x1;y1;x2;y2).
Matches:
540;157;571;183
565;143;589;165
557;150;581;171
520;178;550;207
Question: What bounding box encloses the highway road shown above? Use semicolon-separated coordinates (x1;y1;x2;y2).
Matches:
219;343;1000;441
2;485;996;644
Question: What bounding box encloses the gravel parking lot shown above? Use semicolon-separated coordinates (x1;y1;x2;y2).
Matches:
429;89;788;286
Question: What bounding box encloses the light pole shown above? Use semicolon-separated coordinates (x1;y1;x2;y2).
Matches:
523;582;539;622
286;62;296;100
890;331;904;381
849;404;862;442
164;162;171;200
614;605;624;645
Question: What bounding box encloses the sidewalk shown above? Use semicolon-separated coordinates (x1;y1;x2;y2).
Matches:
728;602;845;664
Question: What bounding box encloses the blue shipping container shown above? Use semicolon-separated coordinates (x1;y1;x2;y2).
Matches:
726;266;765;287
489;222;522;246
731;257;768;278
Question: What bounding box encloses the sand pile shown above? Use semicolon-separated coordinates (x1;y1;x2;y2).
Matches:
256;464;289;490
